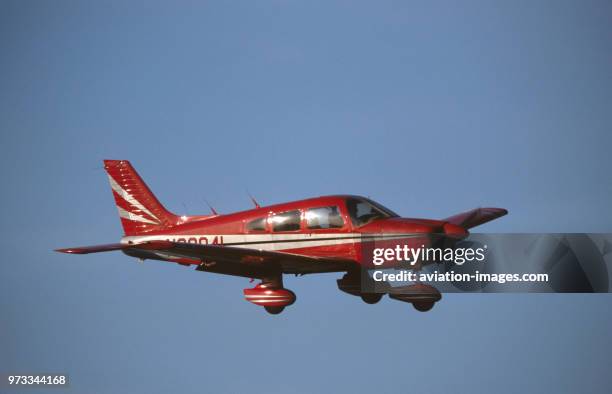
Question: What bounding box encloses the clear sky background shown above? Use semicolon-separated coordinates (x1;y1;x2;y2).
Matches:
1;1;611;393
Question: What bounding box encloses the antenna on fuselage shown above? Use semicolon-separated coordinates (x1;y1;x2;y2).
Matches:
203;198;218;215
247;191;261;209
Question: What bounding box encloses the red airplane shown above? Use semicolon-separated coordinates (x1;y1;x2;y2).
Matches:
56;160;507;314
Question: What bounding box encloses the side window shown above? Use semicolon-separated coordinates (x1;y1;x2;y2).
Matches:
246;217;266;232
271;210;301;232
306;206;344;229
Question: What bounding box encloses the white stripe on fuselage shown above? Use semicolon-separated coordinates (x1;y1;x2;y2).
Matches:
121;233;424;252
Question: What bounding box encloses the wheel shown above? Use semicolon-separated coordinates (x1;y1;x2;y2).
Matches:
264;306;285;315
361;293;383;304
412;301;435;312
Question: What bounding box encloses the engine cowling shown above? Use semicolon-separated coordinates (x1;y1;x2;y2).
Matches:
243;284;296;308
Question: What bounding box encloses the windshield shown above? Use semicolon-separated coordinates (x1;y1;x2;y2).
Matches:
345;197;398;227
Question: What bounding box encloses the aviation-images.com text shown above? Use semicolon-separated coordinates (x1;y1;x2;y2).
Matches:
370;244;549;285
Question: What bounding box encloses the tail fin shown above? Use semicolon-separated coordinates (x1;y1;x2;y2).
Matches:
104;160;179;235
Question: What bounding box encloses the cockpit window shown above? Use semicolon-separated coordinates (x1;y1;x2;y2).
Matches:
345;198;398;227
271;210;301;232
246;217;266;232
305;206;344;229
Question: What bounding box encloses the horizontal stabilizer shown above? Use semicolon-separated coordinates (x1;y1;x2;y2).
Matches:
55;241;173;254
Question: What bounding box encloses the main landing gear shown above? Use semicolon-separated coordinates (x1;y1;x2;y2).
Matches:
337;272;441;311
337;272;384;304
243;277;296;315
360;293;384;304
264;306;286;315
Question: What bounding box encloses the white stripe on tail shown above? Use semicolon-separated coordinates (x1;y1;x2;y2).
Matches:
104;160;179;235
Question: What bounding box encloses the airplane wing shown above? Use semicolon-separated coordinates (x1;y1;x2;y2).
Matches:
444;207;508;230
56;241;355;278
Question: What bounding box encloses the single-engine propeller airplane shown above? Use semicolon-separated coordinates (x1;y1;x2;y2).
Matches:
56;160;507;314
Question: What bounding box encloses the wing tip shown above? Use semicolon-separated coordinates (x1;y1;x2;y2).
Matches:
483;207;508;215
55;248;85;254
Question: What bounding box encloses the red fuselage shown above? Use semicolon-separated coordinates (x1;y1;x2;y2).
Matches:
121;195;468;268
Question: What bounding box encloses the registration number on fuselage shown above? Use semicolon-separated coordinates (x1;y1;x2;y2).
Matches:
166;236;225;245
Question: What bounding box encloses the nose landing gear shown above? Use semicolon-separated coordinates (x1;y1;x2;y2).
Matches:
389;283;442;312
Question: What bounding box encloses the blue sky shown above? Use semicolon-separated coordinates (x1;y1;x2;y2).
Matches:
1;1;611;393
